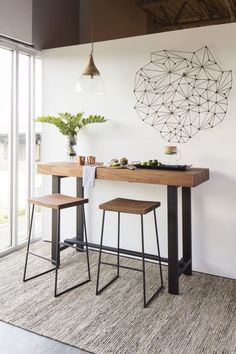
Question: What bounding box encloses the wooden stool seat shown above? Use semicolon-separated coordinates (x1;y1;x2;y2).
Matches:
29;193;88;210
99;198;160;215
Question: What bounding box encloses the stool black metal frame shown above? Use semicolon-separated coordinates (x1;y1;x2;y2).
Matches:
23;205;57;282
96;209;163;308
23;201;91;298
54;205;91;297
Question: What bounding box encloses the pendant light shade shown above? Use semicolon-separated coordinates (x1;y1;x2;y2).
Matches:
76;54;105;94
75;0;105;95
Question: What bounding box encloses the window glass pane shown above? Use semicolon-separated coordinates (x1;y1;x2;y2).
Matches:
18;53;30;243
0;48;12;251
34;57;42;236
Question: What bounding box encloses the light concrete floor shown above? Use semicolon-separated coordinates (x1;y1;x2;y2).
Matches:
0;321;92;354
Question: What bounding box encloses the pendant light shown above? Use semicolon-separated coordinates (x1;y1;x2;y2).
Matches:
76;0;105;94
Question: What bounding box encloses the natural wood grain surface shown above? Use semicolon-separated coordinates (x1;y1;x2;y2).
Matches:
29;193;88;210
99;198;161;215
37;162;209;187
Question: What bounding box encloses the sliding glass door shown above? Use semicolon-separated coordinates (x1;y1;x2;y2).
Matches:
0;44;42;254
0;48;12;251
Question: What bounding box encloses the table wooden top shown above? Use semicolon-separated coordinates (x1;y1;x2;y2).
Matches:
37;162;209;188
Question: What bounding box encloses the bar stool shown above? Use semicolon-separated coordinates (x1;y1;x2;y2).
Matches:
96;198;163;308
23;193;91;297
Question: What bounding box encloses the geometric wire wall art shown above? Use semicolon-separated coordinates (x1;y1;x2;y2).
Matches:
134;46;232;143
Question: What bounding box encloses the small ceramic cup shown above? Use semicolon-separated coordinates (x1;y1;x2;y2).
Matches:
87;156;96;165
76;156;86;165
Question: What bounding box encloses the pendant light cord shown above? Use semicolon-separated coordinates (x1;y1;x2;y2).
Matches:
90;0;94;55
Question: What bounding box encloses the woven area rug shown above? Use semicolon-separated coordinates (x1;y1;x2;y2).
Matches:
0;242;235;354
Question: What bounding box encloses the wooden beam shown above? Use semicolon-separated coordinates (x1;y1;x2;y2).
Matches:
149;16;232;33
138;0;188;7
196;0;209;18
160;5;171;22
173;1;187;24
224;0;236;20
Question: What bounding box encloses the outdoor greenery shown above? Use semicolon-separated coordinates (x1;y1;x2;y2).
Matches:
0;208;26;225
35;112;107;138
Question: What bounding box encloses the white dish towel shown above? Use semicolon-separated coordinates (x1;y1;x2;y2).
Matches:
82;166;97;188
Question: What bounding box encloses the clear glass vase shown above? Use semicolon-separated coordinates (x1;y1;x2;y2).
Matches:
67;135;77;161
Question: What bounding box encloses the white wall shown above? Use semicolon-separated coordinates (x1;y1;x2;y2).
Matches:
0;0;32;43
41;23;236;280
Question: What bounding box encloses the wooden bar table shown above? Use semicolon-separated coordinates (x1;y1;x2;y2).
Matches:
37;162;209;295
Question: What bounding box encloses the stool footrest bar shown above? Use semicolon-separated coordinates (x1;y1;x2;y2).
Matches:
100;261;143;272
28;252;53;263
59;242;86;252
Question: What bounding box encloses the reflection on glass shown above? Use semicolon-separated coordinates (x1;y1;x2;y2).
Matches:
0;48;12;251
34;58;42;236
18;53;29;243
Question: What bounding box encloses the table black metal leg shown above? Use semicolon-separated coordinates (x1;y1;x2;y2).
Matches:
52;176;61;263
182;187;192;276
167;185;179;295
76;178;84;248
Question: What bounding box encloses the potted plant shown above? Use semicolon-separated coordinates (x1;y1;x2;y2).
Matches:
35;112;107;159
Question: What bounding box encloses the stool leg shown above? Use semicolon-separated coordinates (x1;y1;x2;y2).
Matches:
154;209;163;287
82;205;91;281
117;212;120;277
23;204;56;283
96;210;105;295
141;215;147;307
54;210;60;297
141;211;164;308
96;210;119;295
55;207;91;298
23;204;35;282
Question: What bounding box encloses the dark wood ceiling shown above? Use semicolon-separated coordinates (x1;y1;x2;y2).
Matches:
138;0;236;33
33;0;236;50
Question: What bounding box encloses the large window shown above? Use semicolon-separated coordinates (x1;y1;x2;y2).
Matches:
0;44;42;254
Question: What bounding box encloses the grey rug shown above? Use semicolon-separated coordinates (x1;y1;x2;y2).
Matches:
0;242;235;354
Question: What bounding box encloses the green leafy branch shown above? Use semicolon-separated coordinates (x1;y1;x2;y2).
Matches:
35;112;107;137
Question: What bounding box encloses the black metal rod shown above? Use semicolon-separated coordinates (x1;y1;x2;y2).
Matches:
60;242;85;251
96;275;119;295
117;212;120;277
141;214;147;307
23;204;35;282
167;185;179;295
100;261;143;272
144;285;163;307
96;210;105;295
24;268;56;282
182;187;192;276
54;209;61;297
55;279;91;297
28;252;53;263
63;238;168;264
76;178;84;248
52;176;61;263
82;205;91;280
154;209;164;287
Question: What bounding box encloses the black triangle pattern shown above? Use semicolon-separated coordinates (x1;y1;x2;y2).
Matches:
133;46;232;143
